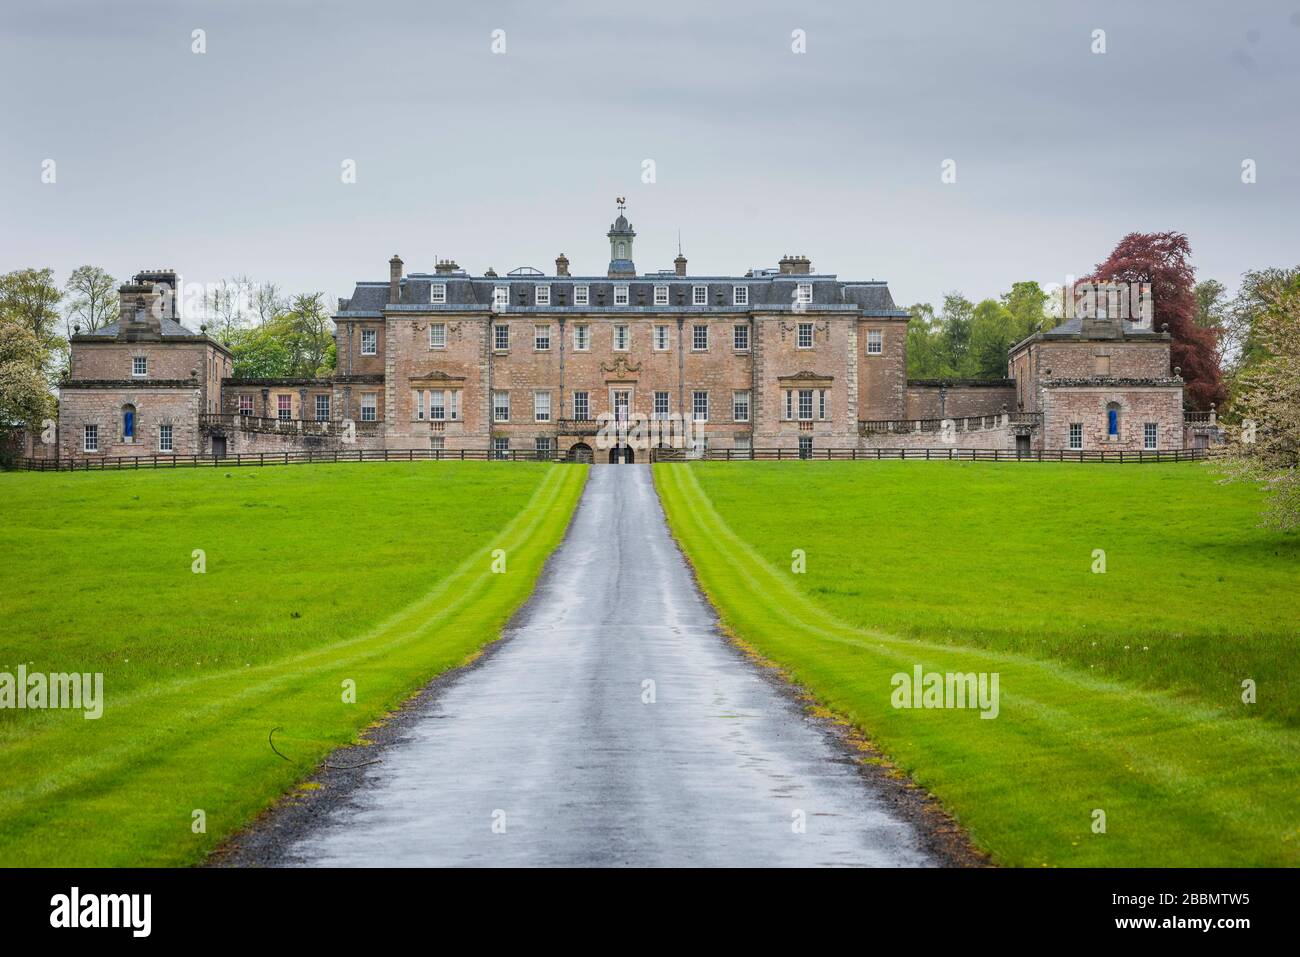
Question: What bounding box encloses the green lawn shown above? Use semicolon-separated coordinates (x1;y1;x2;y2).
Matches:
0;462;587;866
654;461;1300;866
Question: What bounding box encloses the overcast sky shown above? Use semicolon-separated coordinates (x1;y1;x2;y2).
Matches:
2;0;1297;315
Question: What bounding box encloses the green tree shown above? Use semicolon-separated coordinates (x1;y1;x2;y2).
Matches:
1219;277;1300;528
0;268;63;347
1225;267;1300;382
0;310;56;428
967;299;1016;379
63;265;119;338
905;302;945;377
228;326;293;379
938;292;974;376
1001;281;1050;338
283;292;334;376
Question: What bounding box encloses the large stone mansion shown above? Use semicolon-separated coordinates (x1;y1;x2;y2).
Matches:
45;204;1214;464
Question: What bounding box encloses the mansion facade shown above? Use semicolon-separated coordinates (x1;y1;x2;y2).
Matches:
43;205;1214;464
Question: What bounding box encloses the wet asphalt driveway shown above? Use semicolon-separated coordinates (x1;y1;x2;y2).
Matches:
281;464;938;867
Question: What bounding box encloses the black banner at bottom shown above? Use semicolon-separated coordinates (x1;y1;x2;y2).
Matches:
0;867;1284;943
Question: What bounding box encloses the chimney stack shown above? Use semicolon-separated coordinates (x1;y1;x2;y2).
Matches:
555;253;570;277
674;252;687;277
388;254;403;304
779;254;812;275
435;259;459;275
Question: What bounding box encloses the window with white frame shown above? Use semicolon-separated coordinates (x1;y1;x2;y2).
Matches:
83;424;98;452
414;390;425;420
535;284;551;306
277;394;292;421
797;322;814;348
238;395;253;417
692;324;708;351
430;435;445;451
798;389;814;420
494;323;509;351
492;437;509;459
733;285;749;306
534;391;552;422
493;285;509;308
1144;422;1158;450
430;283;446;304
733;390;750;422
692;285;707;305
866;328;883;355
315;394;330;421
361;329;377;355
653;325;670;350
535;436;553;455
733;324;749;351
573;324;590;350
360;393;377;422
575;284;590;306
692;390;709;422
429;322;446;348
796;282;813;303
132;356;147;377
493;391;510;422
429;390;446;421
614;285;629;305
1069;422;1083;449
818;388;829;420
613;325;630;350
654;284;669;305
799;435;813;459
654;391;670;420
534;324;551;350
159;424;173;452
450;390;461;421
784;390;793;419
573;390;590;420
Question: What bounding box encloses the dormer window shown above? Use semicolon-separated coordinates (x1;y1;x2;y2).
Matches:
796;282;813;304
430;283;446;304
654;284;669;305
692;285;707;306
614;285;629;306
733;285;749;305
575;284;590;306
535;284;551;306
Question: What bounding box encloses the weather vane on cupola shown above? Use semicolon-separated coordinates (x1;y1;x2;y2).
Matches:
616;196;626;212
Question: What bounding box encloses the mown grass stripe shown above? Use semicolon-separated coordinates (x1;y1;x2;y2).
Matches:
654;462;1299;866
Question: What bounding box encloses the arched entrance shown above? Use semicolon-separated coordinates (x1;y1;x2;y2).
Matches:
566;442;593;463
608;444;634;464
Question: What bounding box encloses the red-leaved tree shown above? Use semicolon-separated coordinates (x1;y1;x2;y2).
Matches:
1085;231;1225;410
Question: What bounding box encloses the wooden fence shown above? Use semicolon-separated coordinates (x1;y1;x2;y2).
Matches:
11;445;1215;471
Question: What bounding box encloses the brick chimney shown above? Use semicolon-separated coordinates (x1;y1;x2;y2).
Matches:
555;253;570;277
388;254;403;304
779;254;812;275
674;252;687;277
435;259;459;275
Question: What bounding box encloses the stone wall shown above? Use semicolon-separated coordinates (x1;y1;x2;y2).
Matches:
905;380;1018;419
1040;384;1183;452
58;386;202;458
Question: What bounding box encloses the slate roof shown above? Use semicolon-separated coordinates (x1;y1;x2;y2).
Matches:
337;274;908;318
1038;317;1161;337
81;317;206;338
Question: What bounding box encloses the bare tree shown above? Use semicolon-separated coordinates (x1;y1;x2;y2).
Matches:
255;281;287;325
